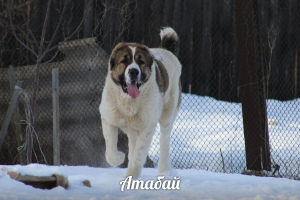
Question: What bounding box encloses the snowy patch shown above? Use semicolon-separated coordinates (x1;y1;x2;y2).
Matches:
149;93;300;176
1;165;300;199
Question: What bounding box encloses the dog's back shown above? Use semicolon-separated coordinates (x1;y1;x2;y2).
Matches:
151;28;181;113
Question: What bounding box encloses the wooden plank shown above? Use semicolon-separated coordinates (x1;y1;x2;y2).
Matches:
52;68;60;165
2;167;69;189
181;0;192;93
191;0;205;95
0;83;23;151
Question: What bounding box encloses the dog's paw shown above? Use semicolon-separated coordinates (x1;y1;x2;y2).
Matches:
125;168;141;179
106;151;125;167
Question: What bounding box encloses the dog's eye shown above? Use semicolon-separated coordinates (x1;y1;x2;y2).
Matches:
137;59;145;65
120;58;127;64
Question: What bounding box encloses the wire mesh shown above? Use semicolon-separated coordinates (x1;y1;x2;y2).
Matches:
0;0;299;178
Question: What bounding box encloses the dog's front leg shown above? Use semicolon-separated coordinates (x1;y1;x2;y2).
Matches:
126;127;155;178
102;118;125;167
127;131;137;162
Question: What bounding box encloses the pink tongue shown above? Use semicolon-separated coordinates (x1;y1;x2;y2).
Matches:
127;83;140;99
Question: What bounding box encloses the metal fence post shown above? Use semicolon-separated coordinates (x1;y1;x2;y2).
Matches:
52;68;60;165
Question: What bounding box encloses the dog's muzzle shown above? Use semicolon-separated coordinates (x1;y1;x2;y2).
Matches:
125;67;142;99
129;68;139;82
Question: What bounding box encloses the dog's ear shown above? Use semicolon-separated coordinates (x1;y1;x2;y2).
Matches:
109;55;115;69
109;43;127;70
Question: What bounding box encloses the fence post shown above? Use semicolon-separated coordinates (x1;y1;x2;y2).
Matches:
252;0;271;171
233;0;271;171
8;66;26;164
52;68;60;165
0;83;23;151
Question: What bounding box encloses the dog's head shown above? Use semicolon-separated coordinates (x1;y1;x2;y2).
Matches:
109;43;153;99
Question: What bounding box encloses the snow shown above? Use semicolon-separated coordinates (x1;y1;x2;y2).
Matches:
149;94;300;176
0;93;299;199
1;164;300;200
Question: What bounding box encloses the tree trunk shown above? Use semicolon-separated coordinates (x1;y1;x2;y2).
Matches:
233;0;271;171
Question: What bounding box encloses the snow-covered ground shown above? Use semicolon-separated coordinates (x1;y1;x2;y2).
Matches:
1;94;299;199
1;164;300;200
150;94;300;177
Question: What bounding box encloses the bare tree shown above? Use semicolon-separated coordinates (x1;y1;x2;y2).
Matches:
8;0;93;163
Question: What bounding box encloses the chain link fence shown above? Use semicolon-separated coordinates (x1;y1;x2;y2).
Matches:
0;0;299;179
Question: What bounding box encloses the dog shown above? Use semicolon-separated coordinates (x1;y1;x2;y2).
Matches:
99;27;182;178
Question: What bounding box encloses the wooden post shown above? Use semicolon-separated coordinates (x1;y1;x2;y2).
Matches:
233;0;271;171
52;68;60;165
8;66;26;164
252;0;271;171
0;83;23;151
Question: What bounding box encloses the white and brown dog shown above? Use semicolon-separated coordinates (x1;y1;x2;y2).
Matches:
99;27;181;178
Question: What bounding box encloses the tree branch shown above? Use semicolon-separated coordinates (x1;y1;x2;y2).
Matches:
37;0;52;62
28;29;39;49
8;0;38;57
46;0;94;53
41;0;70;61
41;51;59;66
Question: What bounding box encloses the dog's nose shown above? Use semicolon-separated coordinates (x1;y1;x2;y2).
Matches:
129;68;139;79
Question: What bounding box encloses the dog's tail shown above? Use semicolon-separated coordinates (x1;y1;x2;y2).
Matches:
159;27;180;57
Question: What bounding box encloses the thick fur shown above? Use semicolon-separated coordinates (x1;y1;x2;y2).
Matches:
99;27;181;178
159;27;180;57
